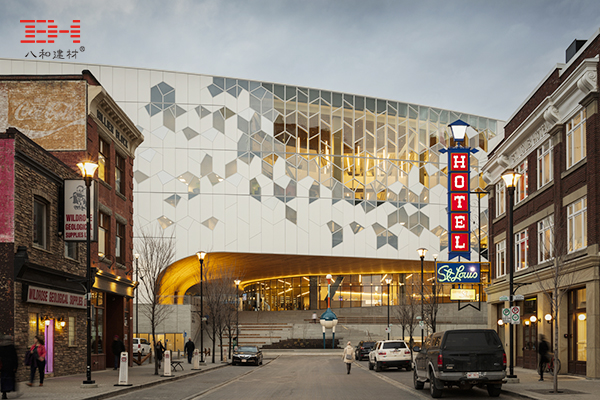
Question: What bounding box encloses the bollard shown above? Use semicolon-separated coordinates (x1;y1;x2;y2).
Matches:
192;348;201;370
115;352;132;386
221;347;228;363
162;350;172;377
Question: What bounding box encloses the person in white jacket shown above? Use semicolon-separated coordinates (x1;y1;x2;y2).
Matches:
342;341;355;374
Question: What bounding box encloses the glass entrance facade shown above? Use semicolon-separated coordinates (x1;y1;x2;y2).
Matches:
242;272;488;311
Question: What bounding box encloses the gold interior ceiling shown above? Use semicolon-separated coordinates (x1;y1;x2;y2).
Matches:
159;252;437;300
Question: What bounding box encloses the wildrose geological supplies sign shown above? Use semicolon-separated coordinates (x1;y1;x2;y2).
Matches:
27;285;86;309
64;179;97;241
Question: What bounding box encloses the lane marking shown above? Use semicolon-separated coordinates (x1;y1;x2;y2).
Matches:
355;363;430;400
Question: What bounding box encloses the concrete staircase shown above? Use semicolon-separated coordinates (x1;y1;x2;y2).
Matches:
224;322;293;347
224;304;488;348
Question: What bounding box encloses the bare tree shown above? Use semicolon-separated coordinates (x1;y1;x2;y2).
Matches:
395;285;419;348
135;225;176;375
198;259;240;363
423;278;443;334
531;212;580;393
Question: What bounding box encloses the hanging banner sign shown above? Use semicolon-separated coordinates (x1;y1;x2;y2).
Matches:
447;148;471;260
64;179;97;242
436;262;481;283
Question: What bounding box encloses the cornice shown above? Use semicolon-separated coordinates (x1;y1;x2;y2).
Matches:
87;86;144;156
483;56;598;185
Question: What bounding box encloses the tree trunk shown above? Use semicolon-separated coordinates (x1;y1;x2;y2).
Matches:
553;287;559;393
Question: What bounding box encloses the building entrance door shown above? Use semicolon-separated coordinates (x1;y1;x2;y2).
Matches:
522;297;537;369
568;288;586;375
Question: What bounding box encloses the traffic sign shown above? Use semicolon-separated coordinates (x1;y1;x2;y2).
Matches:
499;296;509;301
419;321;424;328
510;306;520;325
502;308;511;323
513;295;524;301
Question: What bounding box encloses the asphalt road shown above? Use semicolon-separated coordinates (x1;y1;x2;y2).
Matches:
110;356;499;400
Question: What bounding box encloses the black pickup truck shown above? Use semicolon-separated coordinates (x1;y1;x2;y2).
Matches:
413;329;506;398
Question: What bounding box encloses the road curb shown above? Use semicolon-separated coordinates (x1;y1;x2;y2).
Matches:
79;364;230;400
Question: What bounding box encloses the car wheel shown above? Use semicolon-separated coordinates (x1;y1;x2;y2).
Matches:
368;360;374;370
487;384;501;397
141;349;145;356
414;369;424;390
375;361;382;372
429;372;443;398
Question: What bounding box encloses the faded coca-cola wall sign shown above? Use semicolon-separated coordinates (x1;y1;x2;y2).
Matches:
0;80;86;150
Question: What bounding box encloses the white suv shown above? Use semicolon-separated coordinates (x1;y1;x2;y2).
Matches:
368;340;412;372
133;338;151;355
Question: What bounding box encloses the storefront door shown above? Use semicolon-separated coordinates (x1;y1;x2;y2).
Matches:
522;298;537;369
568;288;586;375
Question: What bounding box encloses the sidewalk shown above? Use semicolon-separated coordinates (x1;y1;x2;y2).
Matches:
501;367;599;400
4;355;227;400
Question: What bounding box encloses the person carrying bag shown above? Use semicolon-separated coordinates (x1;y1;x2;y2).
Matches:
26;336;46;387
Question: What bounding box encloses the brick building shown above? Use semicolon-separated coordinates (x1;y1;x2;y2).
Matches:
483;29;600;378
0;71;143;376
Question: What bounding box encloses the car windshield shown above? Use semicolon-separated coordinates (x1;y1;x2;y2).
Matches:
443;331;502;349
237;346;258;353
363;342;375;347
382;341;407;349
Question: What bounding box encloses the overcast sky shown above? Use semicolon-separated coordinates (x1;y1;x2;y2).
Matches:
2;0;600;121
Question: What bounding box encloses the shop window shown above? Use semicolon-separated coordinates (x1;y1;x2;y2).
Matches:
98;137;109;183
495;240;506;277
538;215;554;263
28;312;40;341
566;109;586;169
116;222;125;264
68;316;76;346
98;212;110;257
515;160;528;204
91;291;104;354
537;140;553;188
33;197;48;249
495;181;506;217
567;197;587;253
115;153;125;195
64;242;78;260
515;229;528;271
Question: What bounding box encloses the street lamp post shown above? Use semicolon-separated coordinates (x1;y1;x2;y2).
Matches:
502;169;522;379
417;248;428;345
196;251;206;363
385;278;392;340
134;253;139;340
234;279;241;345
77;161;98;385
432;254;438;333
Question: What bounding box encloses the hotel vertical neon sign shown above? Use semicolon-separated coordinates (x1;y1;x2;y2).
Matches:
448;148;471;260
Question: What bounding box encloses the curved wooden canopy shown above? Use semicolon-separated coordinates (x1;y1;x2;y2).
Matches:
159;252;437;301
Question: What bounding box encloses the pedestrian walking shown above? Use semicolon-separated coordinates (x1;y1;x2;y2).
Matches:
26;335;46;387
0;334;18;399
312;312;317;324
111;335;126;370
184;338;195;364
342;341;355;374
155;340;165;368
538;334;550;381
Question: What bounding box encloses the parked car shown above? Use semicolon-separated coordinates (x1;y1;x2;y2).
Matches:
232;345;263;366
355;341;376;361
133;338;151;355
413;329;506;398
368;340;412;371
